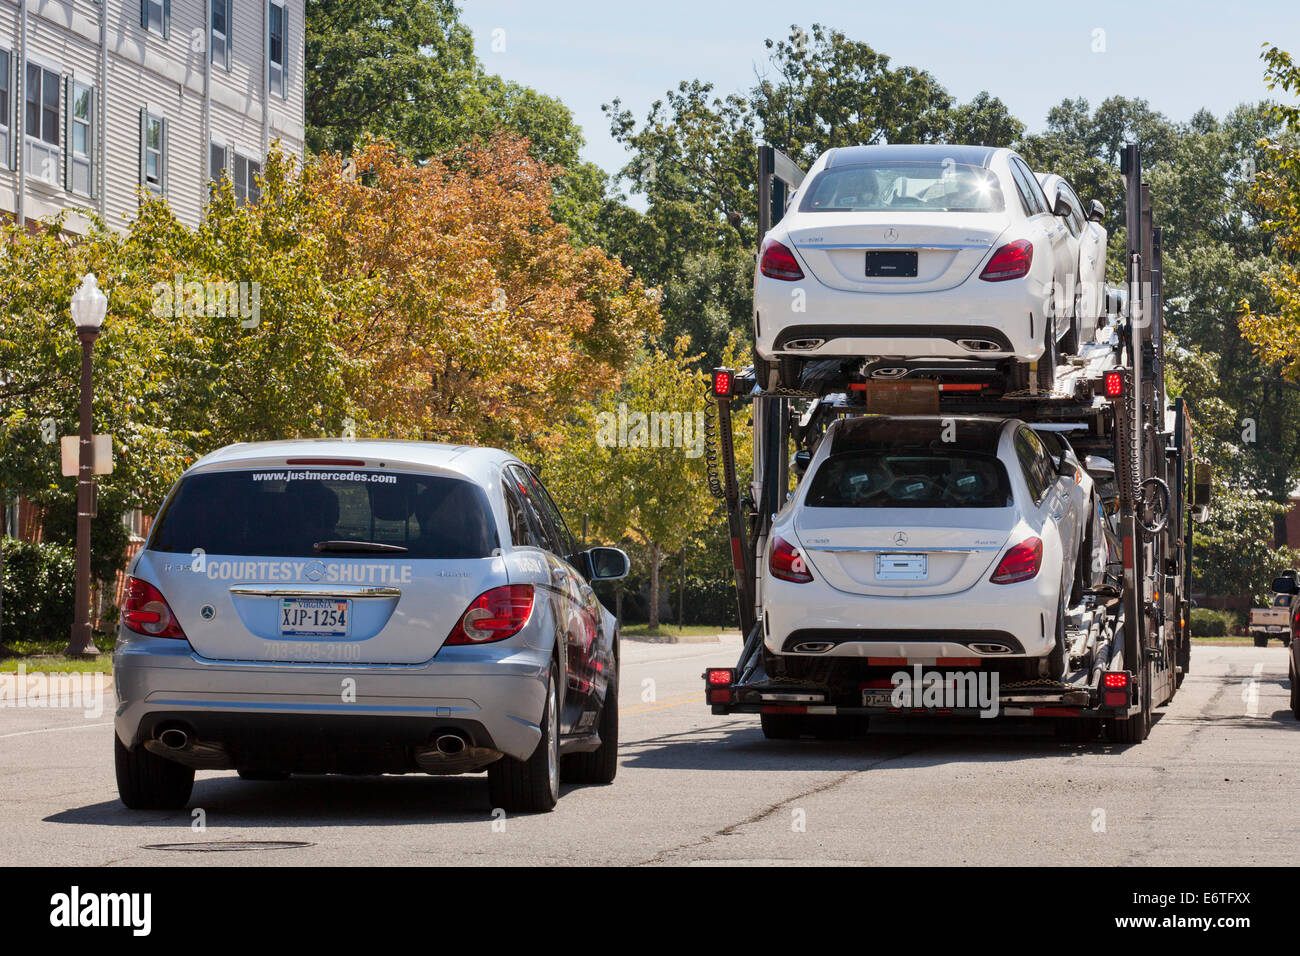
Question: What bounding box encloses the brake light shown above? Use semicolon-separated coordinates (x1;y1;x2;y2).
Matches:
1102;671;1130;707
121;576;187;639
706;668;734;686
759;239;804;281
1103;672;1129;689
979;239;1033;281
712;368;734;397
770;536;813;583
1104;371;1124;397
989;537;1043;584
444;585;535;645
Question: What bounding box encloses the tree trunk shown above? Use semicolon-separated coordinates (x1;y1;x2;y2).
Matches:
678;551;685;627
648;542;661;630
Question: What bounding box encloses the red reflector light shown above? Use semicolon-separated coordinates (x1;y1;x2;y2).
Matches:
979;239;1033;281
444;585;535;645
1103;672;1129;689
759;238;804;281
1104;371;1124;397
712;369;733;397
770;536;813;583
706;668;734;686
989;537;1043;585
708;689;731;704
1103;691;1129;708
121;576;187;640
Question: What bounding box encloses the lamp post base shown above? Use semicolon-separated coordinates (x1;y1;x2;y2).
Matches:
64;622;100;657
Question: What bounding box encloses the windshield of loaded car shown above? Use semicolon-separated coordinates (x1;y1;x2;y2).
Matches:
800;162;1005;213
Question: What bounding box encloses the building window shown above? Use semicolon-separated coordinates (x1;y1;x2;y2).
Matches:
140;0;170;39
0;50;10;170
140;109;166;196
234;153;261;205
67;80;93;197
25;63;60;185
268;2;287;97
211;0;231;70
209;141;227;188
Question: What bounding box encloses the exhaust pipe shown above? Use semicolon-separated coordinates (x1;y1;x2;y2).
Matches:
158;727;190;751
434;733;467;756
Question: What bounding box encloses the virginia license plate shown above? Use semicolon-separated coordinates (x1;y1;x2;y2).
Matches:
280;598;350;637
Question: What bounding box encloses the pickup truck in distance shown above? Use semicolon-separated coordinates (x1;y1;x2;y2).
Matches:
1249;572;1298;647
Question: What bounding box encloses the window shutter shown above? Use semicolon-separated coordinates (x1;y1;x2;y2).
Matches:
138;107;146;189
89;87;97;200
139;0;147;30
163;0;171;40
9;54;18;171
160;116;168;196
62;75;71;192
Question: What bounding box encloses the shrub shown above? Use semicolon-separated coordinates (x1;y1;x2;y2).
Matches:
1190;608;1236;637
1;538;76;645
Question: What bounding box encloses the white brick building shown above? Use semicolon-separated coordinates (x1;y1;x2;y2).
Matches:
0;0;305;232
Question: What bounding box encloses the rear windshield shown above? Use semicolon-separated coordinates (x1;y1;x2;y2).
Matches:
800;162;1005;213
805;451;1013;508
149;469;500;558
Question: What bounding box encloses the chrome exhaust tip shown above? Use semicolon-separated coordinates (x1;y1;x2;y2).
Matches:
158;727;190;751
870;366;909;379
957;339;1002;352
783;338;824;352
970;643;1013;655
434;733;467;756
792;641;835;653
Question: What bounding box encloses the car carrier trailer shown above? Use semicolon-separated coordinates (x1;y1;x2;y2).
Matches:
702;143;1213;743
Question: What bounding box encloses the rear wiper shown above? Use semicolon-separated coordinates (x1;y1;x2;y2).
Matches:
313;540;409;553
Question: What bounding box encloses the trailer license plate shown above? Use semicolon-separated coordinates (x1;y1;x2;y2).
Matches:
280;598;350;637
876;553;927;580
862;690;895;707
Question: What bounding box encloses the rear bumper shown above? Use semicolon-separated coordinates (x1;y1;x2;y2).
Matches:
754;274;1046;361
113;633;550;768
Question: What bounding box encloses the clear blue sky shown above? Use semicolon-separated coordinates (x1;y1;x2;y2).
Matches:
460;0;1297;180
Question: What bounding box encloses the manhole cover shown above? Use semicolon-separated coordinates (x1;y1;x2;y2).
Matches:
142;840;314;852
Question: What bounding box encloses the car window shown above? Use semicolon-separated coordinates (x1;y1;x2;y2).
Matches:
502;472;544;549
150;469;500;559
1010;159;1049;216
1014;428;1049;503
804;450;1013;508
799;161;1005;213
504;465;557;553
1059;182;1085;236
526;469;577;557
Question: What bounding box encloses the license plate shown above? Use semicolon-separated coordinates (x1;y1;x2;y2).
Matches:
280;598;350;637
865;250;918;277
862;690;896;708
876;553;928;580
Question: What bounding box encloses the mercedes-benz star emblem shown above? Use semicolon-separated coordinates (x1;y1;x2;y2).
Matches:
884;227;899;241
305;560;327;582
894;531;909;546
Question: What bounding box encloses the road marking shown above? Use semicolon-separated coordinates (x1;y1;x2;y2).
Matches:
0;720;114;740
621;692;699;716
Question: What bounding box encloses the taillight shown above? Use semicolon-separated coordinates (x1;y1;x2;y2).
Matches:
759;239;804;281
1102;671;1130;707
1104;370;1124;397
770;536;813;583
979;239;1033;281
444;585;535;645
121;576;187;639
989;537;1042;584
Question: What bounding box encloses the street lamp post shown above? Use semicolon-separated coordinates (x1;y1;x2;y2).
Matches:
66;274;107;657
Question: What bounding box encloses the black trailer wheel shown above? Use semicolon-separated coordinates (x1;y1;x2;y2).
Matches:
1254;635;1269;648
760;712;807;739
1290;661;1299;719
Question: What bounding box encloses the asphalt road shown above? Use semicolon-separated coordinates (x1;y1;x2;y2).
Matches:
1;641;1296;865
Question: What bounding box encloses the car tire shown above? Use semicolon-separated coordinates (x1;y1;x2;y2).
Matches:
1070;515;1092;606
115;736;195;810
1036;324;1058;392
775;356;804;392
488;661;560;813
1290;661;1299;719
561;671;618;785
1060;307;1080;357
1254;635;1268;648
1047;598;1067;680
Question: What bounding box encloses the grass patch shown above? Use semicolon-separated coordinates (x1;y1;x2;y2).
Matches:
0;635;116;673
621;623;737;639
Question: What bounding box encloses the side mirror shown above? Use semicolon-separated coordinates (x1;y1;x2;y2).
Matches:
1056;455;1075;478
1053;195;1075;219
791;449;812;477
1192;462;1213;508
587;546;630;581
1271;572;1299;594
1087;199;1105;223
1191;505;1210;524
1084;455;1115;480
